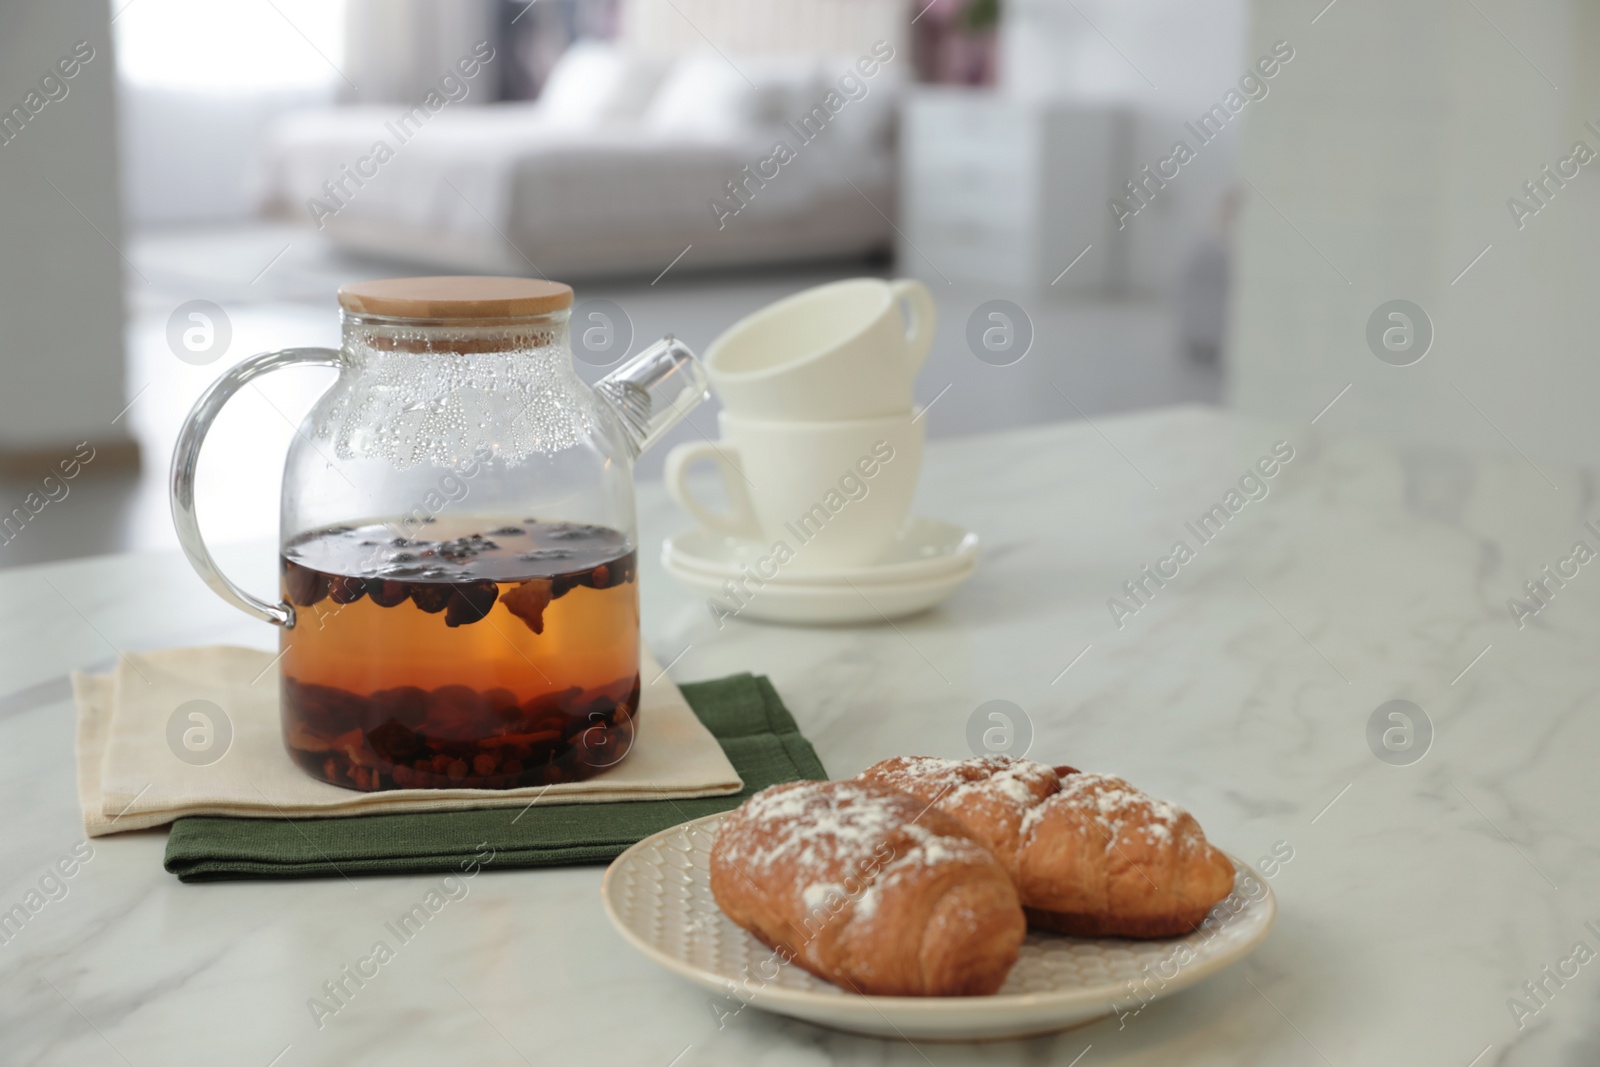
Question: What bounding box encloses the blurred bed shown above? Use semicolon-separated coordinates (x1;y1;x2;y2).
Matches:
256;0;909;277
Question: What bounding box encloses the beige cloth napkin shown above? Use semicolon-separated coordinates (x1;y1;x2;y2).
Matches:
74;645;741;837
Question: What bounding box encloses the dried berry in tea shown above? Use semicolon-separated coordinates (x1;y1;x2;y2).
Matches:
277;519;639;792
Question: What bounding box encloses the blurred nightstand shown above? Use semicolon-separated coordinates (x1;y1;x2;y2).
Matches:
898;88;1131;293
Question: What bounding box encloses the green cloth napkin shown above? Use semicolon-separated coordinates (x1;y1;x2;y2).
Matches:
164;673;826;882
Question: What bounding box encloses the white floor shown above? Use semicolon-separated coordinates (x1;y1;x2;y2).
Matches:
0;223;1221;569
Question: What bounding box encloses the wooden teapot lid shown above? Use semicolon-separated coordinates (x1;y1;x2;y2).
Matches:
337;276;573;319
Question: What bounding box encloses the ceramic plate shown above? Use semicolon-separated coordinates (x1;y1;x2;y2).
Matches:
601;813;1276;1042
664;516;980;586
661;554;976;624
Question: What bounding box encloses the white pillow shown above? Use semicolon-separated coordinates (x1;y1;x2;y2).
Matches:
809;56;902;155
738;55;828;128
642;52;754;138
538;41;665;127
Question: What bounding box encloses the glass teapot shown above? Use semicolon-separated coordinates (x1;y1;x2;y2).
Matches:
170;277;707;791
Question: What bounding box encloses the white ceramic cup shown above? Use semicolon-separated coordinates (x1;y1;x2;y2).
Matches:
704;277;937;420
664;411;924;570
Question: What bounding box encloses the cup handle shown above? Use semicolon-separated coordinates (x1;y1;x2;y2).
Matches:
890;278;938;373
170;347;344;628
664;440;762;540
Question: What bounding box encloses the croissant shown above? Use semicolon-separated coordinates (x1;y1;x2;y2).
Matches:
709;780;1026;996
857;756;1236;938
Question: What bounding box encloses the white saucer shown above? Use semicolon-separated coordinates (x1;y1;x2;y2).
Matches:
661;516;978;624
662;554;975;624
601;812;1276;1042
663;516;979;586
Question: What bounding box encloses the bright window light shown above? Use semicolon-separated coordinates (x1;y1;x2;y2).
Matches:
114;0;348;92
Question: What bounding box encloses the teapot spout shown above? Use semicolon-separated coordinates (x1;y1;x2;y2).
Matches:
593;336;709;457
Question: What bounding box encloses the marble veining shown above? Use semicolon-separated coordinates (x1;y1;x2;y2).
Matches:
2;406;1598;1065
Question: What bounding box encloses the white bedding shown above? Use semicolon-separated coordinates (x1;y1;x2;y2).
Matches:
256;46;900;277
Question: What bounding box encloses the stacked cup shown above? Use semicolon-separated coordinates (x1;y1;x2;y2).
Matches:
663;278;979;624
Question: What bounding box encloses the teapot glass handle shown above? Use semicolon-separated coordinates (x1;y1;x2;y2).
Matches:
170;347;343;628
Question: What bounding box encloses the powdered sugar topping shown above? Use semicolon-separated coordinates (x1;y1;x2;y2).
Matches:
861;754;1058;812
1026;772;1200;851
717;781;990;922
853;821;983;921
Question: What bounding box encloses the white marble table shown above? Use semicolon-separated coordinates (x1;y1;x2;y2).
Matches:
3;406;1596;1066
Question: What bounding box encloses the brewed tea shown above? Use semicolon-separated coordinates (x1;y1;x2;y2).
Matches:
279;518;639;791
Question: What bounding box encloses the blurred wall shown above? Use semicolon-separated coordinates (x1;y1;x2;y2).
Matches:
114;0;345;227
343;0;499;104
0;0;130;462
1000;0;1246;297
1231;0;1599;468
120;85;333;226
